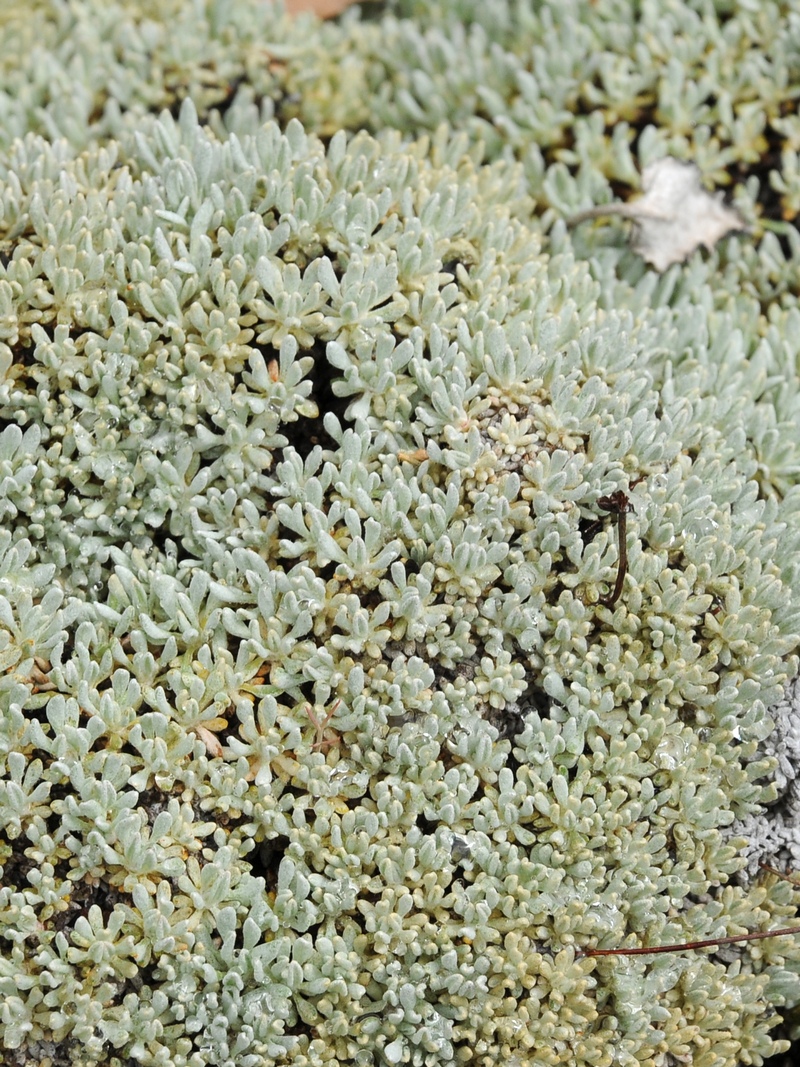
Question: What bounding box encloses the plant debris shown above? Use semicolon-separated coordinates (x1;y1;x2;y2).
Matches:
285;0;366;17
568;156;747;270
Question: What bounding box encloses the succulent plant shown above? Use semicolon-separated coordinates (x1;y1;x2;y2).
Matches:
2;3;800;1067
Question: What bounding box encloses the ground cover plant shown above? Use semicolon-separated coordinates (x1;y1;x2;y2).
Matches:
2;2;800;1066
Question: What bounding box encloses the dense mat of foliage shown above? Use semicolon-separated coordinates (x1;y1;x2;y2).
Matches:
2;3;800;1066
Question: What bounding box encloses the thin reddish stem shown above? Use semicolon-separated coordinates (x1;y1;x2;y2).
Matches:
580;924;800;958
759;862;800;887
597;490;633;608
579;862;800;958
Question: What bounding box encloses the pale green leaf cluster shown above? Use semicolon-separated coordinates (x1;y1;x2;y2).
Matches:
2;3;800;1067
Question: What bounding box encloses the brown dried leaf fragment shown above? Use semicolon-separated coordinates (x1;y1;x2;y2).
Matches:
568;157;746;271
397;448;428;464
284;0;363;17
195;724;224;758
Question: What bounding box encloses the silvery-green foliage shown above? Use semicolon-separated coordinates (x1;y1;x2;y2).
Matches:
2;2;800;1067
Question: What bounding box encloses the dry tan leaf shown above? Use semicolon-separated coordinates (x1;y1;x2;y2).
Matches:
568;157;746;271
627;158;746;270
194;723;226;757
284;0;362;17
